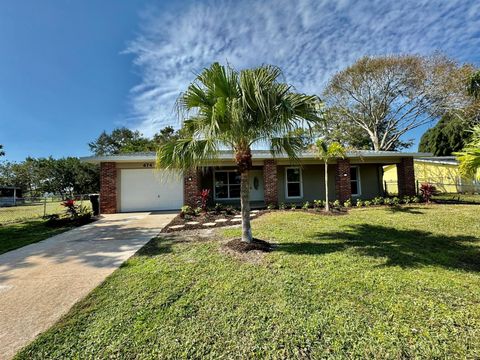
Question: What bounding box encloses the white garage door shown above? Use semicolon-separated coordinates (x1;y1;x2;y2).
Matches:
120;169;183;212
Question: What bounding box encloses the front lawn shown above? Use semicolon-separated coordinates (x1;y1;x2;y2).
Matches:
0;220;74;255
17;205;480;359
433;192;480;204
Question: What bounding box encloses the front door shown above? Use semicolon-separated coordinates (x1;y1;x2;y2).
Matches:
249;170;264;201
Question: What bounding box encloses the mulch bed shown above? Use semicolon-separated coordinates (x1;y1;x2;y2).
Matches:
161;208;350;233
160;210;268;233
224;238;273;253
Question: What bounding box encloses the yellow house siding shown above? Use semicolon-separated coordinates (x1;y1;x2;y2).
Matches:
383;160;479;194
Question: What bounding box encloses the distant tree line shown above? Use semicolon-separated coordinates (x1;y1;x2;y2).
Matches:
88;126;182;156
0;126;181;198
0;157;99;198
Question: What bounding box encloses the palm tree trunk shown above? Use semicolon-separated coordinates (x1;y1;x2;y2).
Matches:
324;161;329;212
240;170;253;242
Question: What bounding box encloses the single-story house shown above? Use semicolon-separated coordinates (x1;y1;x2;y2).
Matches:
82;150;431;214
0;186;22;207
383;156;480;194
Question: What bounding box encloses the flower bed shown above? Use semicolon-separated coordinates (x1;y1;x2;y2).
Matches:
163;195;425;233
161;208;267;233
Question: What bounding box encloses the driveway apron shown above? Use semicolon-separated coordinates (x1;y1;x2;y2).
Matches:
0;212;175;360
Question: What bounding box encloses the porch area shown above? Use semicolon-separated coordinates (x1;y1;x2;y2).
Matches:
182;157;417;207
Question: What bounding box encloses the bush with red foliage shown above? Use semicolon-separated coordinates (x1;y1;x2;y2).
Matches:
61;199;78;217
420;183;437;203
198;189;211;212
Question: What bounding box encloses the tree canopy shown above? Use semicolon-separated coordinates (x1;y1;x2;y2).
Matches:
418;113;476;155
0;157;99;197
88;126;181;156
323;55;476;151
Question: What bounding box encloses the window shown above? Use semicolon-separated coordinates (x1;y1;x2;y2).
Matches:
350;166;361;196
214;171;241;199
285;167;303;198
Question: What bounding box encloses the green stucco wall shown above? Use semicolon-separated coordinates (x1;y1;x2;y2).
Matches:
201;163;384;206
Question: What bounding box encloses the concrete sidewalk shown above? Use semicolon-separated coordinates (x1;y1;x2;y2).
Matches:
0;212;175;359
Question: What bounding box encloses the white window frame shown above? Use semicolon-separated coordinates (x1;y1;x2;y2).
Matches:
213;170;241;200
285;167;303;199
350;166;361;196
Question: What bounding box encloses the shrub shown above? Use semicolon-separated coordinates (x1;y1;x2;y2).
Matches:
391;197;400;206
214;203;224;214
343;199;352;208
61;199;78;218
313;199;324;210
383;198;392;206
290;203;297;210
194;207;202;216
364;200;372;207
267;203;276;210
372;197;384;205
302;201;310;210
356;199;364;207
333;199;341;208
180;205;194;218
198;189;211;212
412;195;422;203
279;203;286;210
403;196;411;204
225;205;235;215
420;183;437;203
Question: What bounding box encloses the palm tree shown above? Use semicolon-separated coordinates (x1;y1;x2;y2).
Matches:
455;125;480;178
157;63;322;242
467;71;480;100
455;72;480;179
312;139;346;212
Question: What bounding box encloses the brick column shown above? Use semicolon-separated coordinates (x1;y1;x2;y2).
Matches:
397;157;416;197
184;168;200;207
335;159;351;202
100;162;117;214
263;159;278;206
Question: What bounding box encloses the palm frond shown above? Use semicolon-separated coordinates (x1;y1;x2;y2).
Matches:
157;137;220;171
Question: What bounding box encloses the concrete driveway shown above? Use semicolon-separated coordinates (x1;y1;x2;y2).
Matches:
0;212;175;360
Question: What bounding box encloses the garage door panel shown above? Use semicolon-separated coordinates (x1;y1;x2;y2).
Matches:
120;169;183;212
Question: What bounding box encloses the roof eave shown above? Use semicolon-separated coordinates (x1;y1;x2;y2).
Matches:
80;150;433;164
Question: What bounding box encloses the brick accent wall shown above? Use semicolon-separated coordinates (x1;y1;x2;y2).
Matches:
184;168;200;207
397;157;416;197
100;162;117;214
263;159;278;206
335;159;351;202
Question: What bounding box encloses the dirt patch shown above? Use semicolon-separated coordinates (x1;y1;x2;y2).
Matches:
225;238;273;253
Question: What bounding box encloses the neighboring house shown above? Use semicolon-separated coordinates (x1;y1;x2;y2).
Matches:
82;150;430;214
0;186;22;207
383;157;480;194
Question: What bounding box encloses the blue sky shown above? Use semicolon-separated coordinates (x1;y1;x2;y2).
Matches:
1;0;479;161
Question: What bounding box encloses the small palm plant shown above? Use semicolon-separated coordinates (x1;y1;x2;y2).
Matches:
157;63;322;242
312;139;346;212
454;125;480;178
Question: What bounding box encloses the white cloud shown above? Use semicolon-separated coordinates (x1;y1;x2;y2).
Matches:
126;0;480;136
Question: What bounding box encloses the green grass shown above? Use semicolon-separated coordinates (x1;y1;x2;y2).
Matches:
0;220;74;255
433;193;480;204
0;200;92;225
16;205;480;359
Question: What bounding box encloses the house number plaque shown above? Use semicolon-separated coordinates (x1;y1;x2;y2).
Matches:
143;163;154;168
